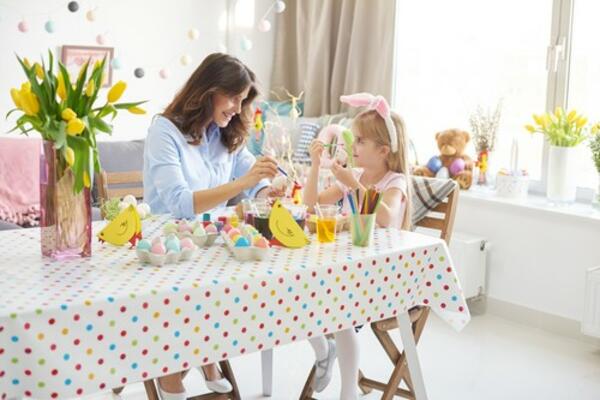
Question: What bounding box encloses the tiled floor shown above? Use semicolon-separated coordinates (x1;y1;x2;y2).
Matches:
86;312;600;400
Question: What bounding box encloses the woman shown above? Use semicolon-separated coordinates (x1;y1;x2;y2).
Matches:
144;53;283;399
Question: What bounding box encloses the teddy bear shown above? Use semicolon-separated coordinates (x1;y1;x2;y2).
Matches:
413;129;474;189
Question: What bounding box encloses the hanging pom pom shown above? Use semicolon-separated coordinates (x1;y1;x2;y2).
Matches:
96;34;106;45
240;36;253;51
159;68;169;79
18;20;28;33
180;54;191;66
257;19;271;32
44;20;56;33
86;9;97;22
134;68;145;78
187;28;199;40
68;1;80;12
274;1;286;13
111;57;122;70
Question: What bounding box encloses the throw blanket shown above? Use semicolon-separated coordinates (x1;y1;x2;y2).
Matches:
411;176;458;225
0;138;41;227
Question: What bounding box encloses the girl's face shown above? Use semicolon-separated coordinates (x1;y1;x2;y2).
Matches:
212;86;251;128
352;130;389;168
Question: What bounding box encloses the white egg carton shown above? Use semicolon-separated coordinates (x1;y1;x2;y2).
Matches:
136;246;196;266
220;231;271;261
163;220;220;247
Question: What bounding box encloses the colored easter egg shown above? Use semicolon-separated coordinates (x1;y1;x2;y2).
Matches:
205;224;218;234
222;224;233;233
136;239;151;251
193;226;206;236
426;156;443;174
235;237;250;247
180;238;194;250
254;237;269;248
449;158;466;176
151;242;166;255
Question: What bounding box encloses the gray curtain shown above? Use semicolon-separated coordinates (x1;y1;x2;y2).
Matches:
270;0;396;117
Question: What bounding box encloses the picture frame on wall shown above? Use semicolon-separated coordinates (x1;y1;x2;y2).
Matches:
61;45;114;87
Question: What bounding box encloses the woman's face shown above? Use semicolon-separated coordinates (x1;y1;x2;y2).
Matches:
212;86;251;128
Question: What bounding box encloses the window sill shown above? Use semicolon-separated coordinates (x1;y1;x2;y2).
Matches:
459;185;600;224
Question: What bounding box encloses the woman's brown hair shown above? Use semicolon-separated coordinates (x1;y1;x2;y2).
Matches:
163;53;258;152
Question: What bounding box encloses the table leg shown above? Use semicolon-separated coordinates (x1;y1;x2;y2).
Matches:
396;311;428;400
261;349;273;396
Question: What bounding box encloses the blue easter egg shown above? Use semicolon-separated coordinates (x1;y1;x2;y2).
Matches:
165;235;181;252
136;239;151;251
426;156;443;173
234;237;250;247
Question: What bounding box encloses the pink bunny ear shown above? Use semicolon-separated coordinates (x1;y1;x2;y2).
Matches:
340;93;376;107
373;96;390;118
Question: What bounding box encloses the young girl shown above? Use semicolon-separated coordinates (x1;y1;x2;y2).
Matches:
303;93;411;399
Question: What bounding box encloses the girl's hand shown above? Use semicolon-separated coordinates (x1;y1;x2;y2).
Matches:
309;139;325;166
241;156;278;189
331;161;359;189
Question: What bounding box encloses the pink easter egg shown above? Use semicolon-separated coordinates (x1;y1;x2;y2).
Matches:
222;224;233;233
254;237;269;248
205;224;218;234
449;158;466;176
180;238;194;250
228;228;241;238
151;243;166;255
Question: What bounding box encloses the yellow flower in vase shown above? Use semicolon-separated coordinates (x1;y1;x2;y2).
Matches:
10;88;22;109
576;116;588;129
34;63;45;80
65;147;75;166
85;80;95;97
67;118;85;136
57;73;67;101
61;108;77;121
107;81;127;103
127;106;146;115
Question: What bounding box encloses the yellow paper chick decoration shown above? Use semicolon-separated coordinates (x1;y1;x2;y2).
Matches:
268;199;310;248
97;204;142;247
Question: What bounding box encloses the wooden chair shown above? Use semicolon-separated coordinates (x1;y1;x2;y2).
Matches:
299;182;460;400
96;170;144;218
112;361;241;399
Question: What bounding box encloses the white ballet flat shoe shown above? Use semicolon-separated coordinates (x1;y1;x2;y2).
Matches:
157;384;187;400
199;367;233;393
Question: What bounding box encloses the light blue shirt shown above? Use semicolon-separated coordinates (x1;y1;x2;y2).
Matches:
143;116;269;219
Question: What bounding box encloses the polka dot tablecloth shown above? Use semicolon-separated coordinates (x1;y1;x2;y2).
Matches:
0;215;470;399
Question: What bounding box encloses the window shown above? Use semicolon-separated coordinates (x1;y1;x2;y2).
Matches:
393;0;597;198
566;0;600;189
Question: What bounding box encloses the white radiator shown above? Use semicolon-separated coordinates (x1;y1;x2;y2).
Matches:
415;229;488;299
582;266;600;338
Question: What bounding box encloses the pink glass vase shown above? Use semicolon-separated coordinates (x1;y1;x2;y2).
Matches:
39;141;92;259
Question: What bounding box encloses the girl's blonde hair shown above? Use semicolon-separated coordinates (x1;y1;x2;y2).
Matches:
353;110;412;230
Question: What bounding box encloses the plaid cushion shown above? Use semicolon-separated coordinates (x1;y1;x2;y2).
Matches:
411;176;457;225
292;122;321;164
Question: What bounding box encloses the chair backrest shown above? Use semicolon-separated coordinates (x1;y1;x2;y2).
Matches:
413;183;459;244
97;170;143;204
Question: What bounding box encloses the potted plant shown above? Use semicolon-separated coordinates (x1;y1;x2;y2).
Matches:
469;101;502;186
590;123;600;209
6;51;146;259
526;108;593;203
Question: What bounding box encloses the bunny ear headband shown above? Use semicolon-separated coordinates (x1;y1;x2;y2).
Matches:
339;93;398;153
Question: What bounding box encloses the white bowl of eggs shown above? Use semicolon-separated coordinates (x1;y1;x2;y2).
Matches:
136;234;197;266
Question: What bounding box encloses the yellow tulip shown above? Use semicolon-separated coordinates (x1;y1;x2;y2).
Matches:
127;106;146;115
567;110;578;123
34;63;44;80
20;92;39;116
541;113;552;129
23;57;31;69
525;124;536;133
107;81;127;103
67;118;85;136
57;74;67;101
554;107;563;119
94;60;102;71
65;147;75;166
10;88;22;109
85;80;95;97
576;116;588;129
21;81;31;93
83;171;91;188
532;114;543;126
61;108;77;121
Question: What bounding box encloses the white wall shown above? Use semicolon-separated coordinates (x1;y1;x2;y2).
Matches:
0;0;276;142
454;197;600;322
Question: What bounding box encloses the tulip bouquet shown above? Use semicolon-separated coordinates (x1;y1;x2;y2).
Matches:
525;108;592;147
7;50;146;193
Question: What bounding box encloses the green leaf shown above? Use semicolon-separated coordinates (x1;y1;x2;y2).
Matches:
73;59;90;115
113;100;148;110
5;108;20;119
92;116;113;134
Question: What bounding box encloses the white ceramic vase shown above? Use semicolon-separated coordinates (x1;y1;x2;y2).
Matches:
546;145;576;204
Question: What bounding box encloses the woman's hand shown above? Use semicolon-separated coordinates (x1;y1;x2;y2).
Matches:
331;161;359;189
309;139;325;166
256;185;287;198
240;156;278;189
